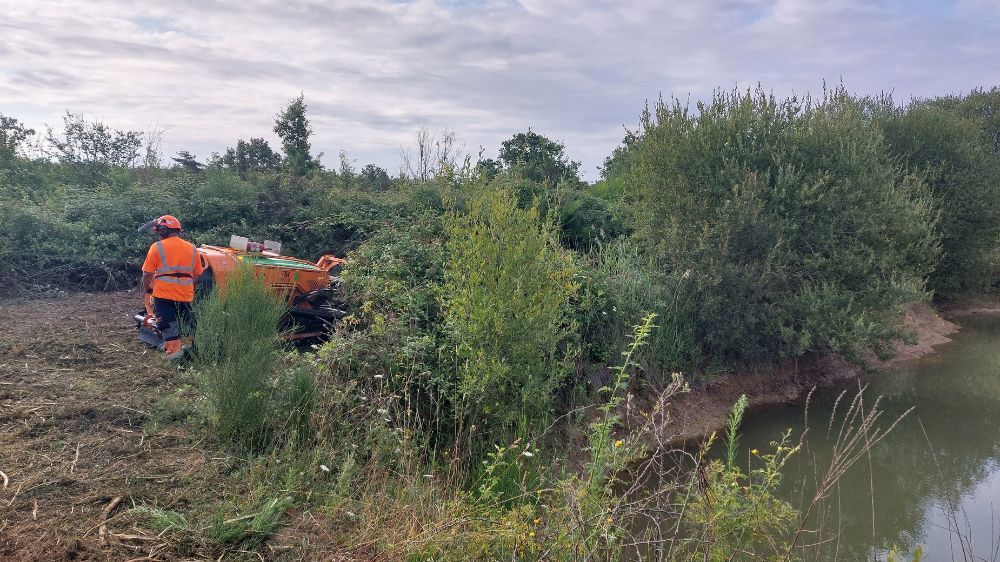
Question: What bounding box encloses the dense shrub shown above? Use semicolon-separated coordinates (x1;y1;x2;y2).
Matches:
622;87;940;363
558;189;624;250
442;184;580;442
2;84;997;371
193;265;291;450
883;103;1000;294
924;87;1000;154
580;238;698;375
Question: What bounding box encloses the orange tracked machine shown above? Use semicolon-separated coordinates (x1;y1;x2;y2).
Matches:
135;235;346;348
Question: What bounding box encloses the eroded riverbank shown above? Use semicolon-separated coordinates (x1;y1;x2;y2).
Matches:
657;303;965;445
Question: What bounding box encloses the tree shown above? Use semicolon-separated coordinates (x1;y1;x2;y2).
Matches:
44;112;143;188
884;103;1000;294
358;163;392;191
498;130;580;184
221;137;280;178
0;114;34;169
142;126;165;169
273;94;317;176
400;127;461;182
599;129;639;180
171;150;205;173
475;156;501;183
338;150;355;180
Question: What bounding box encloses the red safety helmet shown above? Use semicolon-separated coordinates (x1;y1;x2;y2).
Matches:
139;215;183;235
154;215;183;231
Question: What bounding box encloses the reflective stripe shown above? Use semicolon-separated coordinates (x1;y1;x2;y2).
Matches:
155;240;166;264
155;276;194;286
153;241;199;276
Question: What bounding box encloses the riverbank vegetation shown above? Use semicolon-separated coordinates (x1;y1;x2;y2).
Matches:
2;84;998;558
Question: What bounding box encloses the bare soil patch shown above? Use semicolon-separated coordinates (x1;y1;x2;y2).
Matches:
0;292;229;561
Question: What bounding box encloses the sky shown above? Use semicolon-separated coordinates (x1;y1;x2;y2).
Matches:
1;0;998;180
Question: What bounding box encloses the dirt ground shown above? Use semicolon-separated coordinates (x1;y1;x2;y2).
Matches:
0;291;232;561
0;292;358;562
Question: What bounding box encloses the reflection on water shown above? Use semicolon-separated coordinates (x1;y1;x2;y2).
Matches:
735;315;1000;560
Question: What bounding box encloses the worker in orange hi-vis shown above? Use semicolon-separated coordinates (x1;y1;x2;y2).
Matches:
139;215;203;360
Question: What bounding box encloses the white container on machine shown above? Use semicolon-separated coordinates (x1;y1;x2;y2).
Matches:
229;235;281;255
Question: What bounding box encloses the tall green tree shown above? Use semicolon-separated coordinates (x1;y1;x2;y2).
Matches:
171;150;204;172
358;163;391;191
0;114;34;170
498;130;580;184
273;94;317;176
44;112;143;188
221;137;281;178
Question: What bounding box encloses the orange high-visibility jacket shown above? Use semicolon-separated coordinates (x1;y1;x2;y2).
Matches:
142;236;204;302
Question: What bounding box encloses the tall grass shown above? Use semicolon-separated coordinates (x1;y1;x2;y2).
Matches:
193;264;288;450
584;237;699;377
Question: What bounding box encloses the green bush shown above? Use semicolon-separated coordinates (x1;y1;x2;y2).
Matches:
321;221;448;444
558;189;624;250
580;238;698;376
621;86;940;364
442;184;580;444
924;87;1000;154
883;103;1000;294
193;265;289;450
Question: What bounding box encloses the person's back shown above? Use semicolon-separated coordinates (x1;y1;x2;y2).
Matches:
140;215;202;359
146;235;200;303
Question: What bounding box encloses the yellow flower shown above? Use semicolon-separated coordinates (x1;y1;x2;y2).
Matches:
533;518;541;524
607;517;613;523
529;531;535;538
751;449;759;455
614;439;624;448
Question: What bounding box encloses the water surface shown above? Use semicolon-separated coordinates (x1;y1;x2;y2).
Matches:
736;315;1000;560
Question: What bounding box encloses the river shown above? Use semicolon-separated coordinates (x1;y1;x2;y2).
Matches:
734;314;1000;560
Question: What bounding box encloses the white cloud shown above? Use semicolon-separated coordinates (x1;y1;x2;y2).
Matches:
1;0;997;179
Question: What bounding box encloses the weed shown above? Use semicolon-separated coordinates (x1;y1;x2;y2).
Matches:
193;264;288;451
725;394;748;470
206;496;293;550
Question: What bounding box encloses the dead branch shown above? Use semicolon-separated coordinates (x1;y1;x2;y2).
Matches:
70;443;81;474
99;496;124;546
6;482;22;506
112;532;158;542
